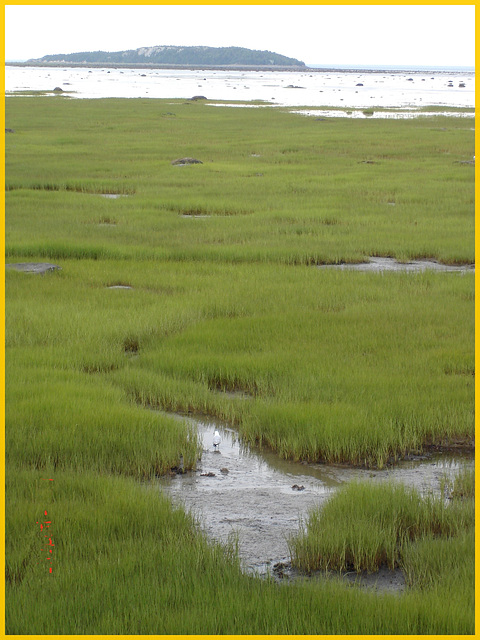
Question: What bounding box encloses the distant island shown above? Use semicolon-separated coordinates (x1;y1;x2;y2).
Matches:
26;45;306;68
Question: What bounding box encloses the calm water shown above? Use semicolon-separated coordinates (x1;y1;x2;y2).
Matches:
5;65;475;110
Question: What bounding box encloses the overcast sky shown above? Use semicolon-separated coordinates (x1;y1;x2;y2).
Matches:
4;4;475;67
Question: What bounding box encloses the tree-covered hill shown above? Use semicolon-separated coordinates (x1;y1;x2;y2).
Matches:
28;45;305;67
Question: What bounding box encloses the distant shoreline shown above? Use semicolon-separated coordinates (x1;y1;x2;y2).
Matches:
5;61;474;75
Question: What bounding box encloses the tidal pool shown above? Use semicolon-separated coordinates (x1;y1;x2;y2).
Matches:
159;416;473;581
5;262;61;274
317;257;474;273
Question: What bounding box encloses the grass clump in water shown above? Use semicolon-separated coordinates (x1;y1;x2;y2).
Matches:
290;479;474;574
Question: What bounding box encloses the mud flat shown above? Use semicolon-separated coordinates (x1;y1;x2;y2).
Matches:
159;416;473;582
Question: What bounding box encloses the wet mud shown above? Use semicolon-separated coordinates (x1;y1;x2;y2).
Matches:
159;416;473;587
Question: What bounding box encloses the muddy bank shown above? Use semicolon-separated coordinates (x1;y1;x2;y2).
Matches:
317;257;474;273
273;562;407;593
159;416;473;584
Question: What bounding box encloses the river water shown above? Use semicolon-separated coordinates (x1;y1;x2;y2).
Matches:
5;65;474;111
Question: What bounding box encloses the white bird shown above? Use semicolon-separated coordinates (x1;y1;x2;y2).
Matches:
213;430;221;450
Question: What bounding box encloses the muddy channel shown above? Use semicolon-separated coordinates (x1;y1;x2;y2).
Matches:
159;416;473;591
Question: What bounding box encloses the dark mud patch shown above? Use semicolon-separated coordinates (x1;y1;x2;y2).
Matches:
95;216;118;226
5;183;133;196
123;336;140;354
159;415;473;585
317;257;474;273
207;380;256;399
213;389;252;400
179;206;252;217
423;436;475;455
272;561;406;593
330;565;406;594
6;262;61;274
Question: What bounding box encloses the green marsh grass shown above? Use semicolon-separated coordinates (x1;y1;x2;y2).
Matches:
5;97;474;634
7;259;474;467
289;480;474;573
6;468;475;635
6;98;474;265
446;465;475;499
287;474;474;632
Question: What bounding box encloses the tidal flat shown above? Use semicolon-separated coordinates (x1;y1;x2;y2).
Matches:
5;97;474;634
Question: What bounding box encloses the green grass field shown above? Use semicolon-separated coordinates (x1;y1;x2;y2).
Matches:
5;96;475;634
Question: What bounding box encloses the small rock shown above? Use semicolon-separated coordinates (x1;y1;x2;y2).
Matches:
170;466;186;475
171;157;203;166
220;468;229;474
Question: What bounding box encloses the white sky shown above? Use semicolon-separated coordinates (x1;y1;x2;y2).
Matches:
4;4;475;67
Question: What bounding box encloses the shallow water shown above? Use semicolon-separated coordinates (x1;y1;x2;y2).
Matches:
5;66;474;110
317;257;474;273
159;416;473;579
290;108;475;119
5;262;61;274
97;193;127;199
